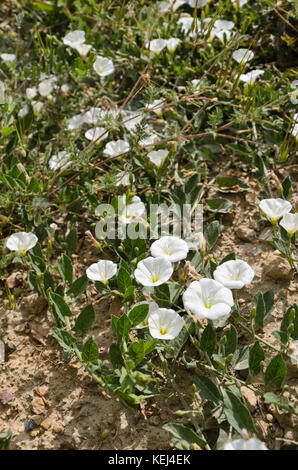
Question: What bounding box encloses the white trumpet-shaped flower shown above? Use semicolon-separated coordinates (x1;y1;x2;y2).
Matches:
259;198;292;224
122;111;143;132
183;278;234;320
63;30;86;48
213;260;255;289
208;19;235;42
134;256;173;287
93;56;114;77
166;38;181;53
224;438;267;451
139;132;159;147
83;107;103;124
148;308;184;340
6;232;38;255
232;48;254;64
86;260;117;283
1;53;16;62
239;69;264;84
66;113;86;130
146;39;167;55
145;99;164;115
104;140;130;157
49;151;71;171
119;195;145;224
148;149;168;167
38;76;57;97
115;171;135;187
85;127;107;142
150;236;189;262
280;213;298;236
26;87;37;100
130;301;159;329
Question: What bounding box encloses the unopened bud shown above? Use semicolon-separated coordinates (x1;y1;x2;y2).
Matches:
289;308;296;322
250;307;256;319
225;353;233;364
85;230;101;250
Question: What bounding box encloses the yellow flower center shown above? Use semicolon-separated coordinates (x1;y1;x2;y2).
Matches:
151;275;160;283
205;302;212;309
159;327;168;335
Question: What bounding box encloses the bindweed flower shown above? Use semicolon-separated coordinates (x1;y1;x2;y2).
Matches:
224;438;267;450
166;38;181;53
63;30;86;48
213;260;255;289
280;213;298;236
85;127;107;142
119;195;146;224
290;80;298;105
93;56;114;77
259;198;292;224
66;113;86;130
26;87;37;100
86;260;117;284
183;278;234;320
18;106;29;118
158;0;187;12
148;149;168;168
232;0;248;6
49;151;71;171
84;107;103;125
130;301;159;329
150;236;189;262
239;69;264;84
187;0;207;6
115;171;135;187
6;232;38;255
148;308;184;340
38;76;57;97
146;39;167;55
32;101;44;115
122;111;143;132
291;113;298;139
208;19;235;42
74;43;92;56
178;16;201;37
61;84;69;93
145;99;164;116
1;53;16;62
232;48;254;64
104;139;130;157
139;132;159;147
134;256;173;287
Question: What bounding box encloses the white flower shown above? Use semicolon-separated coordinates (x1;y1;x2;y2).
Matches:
134;256;173;287
150;236;189;262
115;171;135;187
48;151;71;171
85;127;107;142
130;301;159;329
259;198;292;224
1;53;16;62
146;39;167;55
148;149;168;167
66;113;86;130
119;195;146;224
145;99;164;115
239;69;264;84
93;56;114;77
224;438;267;450
63;30;86;48
280;213;298;236
159;0;187;12
183;278;234;320
166;38;181;53
290;80;298;105
83;107;103;124
104;140;130;157
139;131;159;147
122;111;143;132
86;260;117;283
61;84;69;93
74;43;92;56
38;77;57;97
32;101;44;114
6;232;38;255
208;20;235;42
178;17;201;37
232;48;254;64
148;308;184;340
26;87;37;100
213;260;255;289
231;0;248;6
291;113;298;139
18;106;29;118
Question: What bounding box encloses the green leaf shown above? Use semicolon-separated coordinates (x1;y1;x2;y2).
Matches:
128;304;149;328
117;266;132;293
82;337;98;364
206;199;236;214
116;314;132;342
123;285;135;303
265;354;286;389
200;323;216;356
217;176;249;193
110;343;124;368
166;316;196;360
128;341;145;365
223;325;238;356
52;327;76;352
281;176;292;199
249;341;265;376
254;291;266;328
223;389;256;434
154;284;171;307
111;314;119;334
204;220;223;250
263;290;275;319
194;374;221;404
231;345;249;370
58;253;73;284
279;303;298;344
50;292;72;321
163;423;206;450
67;274;88;301
43;270;54;292
28;272;39;295
65;228;78;255
73;304;95;337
